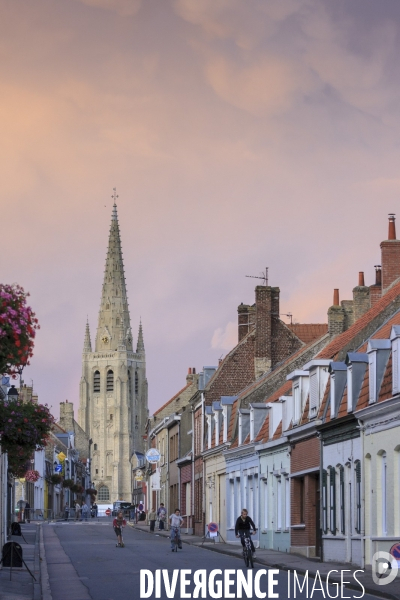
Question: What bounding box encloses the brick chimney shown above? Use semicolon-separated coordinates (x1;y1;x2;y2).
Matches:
381;214;400;292
254;286;279;378
353;271;370;321
237;303;255;342
328;289;346;337
186;368;197;383
370;265;382;307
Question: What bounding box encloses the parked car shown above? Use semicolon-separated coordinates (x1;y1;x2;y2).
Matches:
112;501;133;516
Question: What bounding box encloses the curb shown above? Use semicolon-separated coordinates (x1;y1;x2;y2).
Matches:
131;526;400;600
39;524;52;600
33;524;41;600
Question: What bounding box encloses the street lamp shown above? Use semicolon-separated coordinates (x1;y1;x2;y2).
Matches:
7;385;19;399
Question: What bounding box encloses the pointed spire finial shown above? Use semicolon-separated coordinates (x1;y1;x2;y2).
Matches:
136;318;145;353
111;188;119;221
83;318;92;353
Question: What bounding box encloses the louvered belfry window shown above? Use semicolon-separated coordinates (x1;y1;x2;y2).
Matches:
94;371;100;393
107;370;114;392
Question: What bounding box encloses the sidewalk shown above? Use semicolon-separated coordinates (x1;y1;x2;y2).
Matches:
0;524;41;600
131;522;400;600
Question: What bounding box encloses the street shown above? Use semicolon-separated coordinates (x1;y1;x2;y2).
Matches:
42;522;383;600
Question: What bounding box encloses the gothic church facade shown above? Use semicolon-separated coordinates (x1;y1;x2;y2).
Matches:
78;201;148;503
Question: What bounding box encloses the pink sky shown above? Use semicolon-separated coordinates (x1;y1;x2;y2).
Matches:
2;0;400;416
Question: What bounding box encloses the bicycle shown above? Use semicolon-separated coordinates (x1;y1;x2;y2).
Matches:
170;526;181;552
239;531;255;568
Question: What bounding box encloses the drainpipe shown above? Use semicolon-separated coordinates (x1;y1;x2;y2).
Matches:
357;418;365;569
191;404;195;535
318;432;324;562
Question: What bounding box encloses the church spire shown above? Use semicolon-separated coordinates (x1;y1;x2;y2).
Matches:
136;319;145;353
83;318;92;353
95;190;132;352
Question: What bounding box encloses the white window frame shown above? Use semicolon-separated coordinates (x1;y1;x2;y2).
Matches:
285;477;290;531
276;476;282;531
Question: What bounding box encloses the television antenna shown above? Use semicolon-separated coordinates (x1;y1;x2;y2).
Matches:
246;267;268;286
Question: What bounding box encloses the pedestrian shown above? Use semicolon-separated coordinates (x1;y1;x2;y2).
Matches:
92;502;98;517
157;503;166;530
113;511;126;547
75;501;81;521
25;501;31;523
81;502;89;522
148;507;157;532
169;509;183;551
64;503;70;521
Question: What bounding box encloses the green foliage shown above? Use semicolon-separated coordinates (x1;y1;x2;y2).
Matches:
0;398;54;477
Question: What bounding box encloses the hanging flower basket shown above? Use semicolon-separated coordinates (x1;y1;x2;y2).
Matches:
50;474;63;485
70;484;84;494
25;469;40;483
62;478;74;488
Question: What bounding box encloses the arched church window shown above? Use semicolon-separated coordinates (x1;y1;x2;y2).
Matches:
107;370;114;392
94;371;100;393
116;317;120;326
98;485;110;501
135;371;139;395
128;371;132;397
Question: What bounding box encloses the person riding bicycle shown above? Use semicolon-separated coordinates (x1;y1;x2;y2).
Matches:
235;508;257;557
113;511;127;547
169;508;183;551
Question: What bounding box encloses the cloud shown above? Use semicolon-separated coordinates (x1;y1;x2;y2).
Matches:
73;0;142;16
211;321;237;351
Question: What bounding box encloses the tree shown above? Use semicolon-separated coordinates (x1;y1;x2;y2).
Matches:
0;284;39;377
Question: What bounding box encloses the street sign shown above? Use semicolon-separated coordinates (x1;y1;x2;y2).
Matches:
208;523;219;538
105;508;111;516
55;465;62;473
145;448;161;464
390;542;400;567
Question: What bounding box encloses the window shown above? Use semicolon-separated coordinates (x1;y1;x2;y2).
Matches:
135;372;139;395
230;480;236;528
293;385;300;424
169;433;178;462
110;414;113;421
128;371;132;398
276;477;282;530
263;480;268;530
285;478;290;530
329;467;336;535
94;443;97;451
116;317;120;326
93;371;100;393
95;468;98;474
381;452;387;535
106;370;114;392
309;371;318;416
98;485;109;501
369;352;376;403
106;303;110;310
355;461;361;534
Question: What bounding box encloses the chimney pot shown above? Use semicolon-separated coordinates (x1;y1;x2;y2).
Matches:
192;368;196;374
188;368;192;375
358;272;365;286
375;265;382;286
333;289;339;306
388;214;396;240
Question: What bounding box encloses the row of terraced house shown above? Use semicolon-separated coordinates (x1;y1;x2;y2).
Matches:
137;215;400;568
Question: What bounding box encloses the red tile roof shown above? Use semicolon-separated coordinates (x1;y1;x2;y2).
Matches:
289;324;328;344
153;382;192;416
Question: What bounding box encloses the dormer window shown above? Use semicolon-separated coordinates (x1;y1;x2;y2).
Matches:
302;360;330;419
390;325;400;395
367;340;390;404
345;353;368;413
286;370;309;426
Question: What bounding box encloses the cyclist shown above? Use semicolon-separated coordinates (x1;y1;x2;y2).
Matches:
169;508;183;551
235;508;257;558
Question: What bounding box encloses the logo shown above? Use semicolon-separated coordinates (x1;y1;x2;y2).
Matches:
145;448;161;464
372;550;399;586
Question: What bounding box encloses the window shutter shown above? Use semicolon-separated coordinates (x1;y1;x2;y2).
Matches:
355;461;361;534
329;467;336;535
322;470;328;534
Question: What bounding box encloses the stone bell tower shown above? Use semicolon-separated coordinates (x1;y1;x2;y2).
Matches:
78;192;148;503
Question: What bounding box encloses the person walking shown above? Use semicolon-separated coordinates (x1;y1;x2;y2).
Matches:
81;502;89;522
148;508;157;532
75;501;81;521
157;503;166;530
64;503;70;521
24;501;31;523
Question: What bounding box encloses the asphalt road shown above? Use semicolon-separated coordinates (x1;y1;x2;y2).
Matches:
44;522;382;600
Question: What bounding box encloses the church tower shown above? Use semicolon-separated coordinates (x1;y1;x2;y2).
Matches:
79;193;148;504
